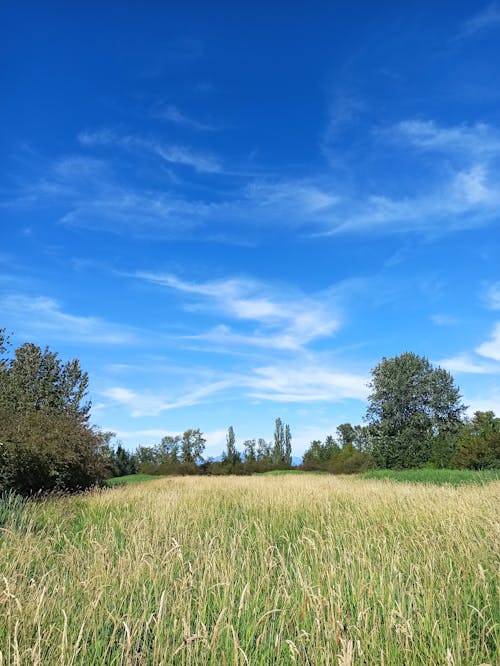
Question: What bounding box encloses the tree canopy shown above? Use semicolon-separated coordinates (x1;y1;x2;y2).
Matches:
366;352;466;468
0;329;107;494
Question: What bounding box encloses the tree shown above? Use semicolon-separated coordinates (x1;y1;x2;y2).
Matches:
366;352;466;468
284;424;292;466
159;435;181;464
272;417;292;466
302;440;327;465
0;332;107;493
273;417;284;464
223;426;241;466
0;342;90;420
180;429;206;464
452;411;500;470
256;438;272;462
336;424;356;449
243;439;256;462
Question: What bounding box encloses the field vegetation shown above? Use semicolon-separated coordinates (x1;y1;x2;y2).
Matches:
0;475;498;665
362;468;500;485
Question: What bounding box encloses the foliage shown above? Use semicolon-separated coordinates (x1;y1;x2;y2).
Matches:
451;411;500;470
301;425;371;473
222;425;241;467
0;330;108;494
366;352;466;468
272;417;292;466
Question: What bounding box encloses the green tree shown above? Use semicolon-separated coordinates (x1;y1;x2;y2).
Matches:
180;429;206;464
159;435;181;464
256;438;272;462
223;425;241;466
273;417;284;464
284;424;292;466
452;411;500;470
243;439;256;462
302;439;327;465
367;352;465;468
0;342;90;419
0;332;106;493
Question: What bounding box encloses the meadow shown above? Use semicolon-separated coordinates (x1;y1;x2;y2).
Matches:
0;476;498;665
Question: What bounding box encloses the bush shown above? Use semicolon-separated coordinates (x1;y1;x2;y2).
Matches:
0;409;108;494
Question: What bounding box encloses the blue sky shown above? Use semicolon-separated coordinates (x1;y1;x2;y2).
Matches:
2;1;500;457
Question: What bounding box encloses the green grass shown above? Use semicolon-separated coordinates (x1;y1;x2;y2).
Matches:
0;476;498;665
363;467;500;485
105;473;159;486
256;469;329;475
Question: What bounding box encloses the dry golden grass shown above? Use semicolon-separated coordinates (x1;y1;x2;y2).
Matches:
0;475;498;665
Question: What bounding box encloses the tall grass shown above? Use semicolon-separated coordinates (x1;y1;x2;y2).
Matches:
362;468;500;485
0;476;498;664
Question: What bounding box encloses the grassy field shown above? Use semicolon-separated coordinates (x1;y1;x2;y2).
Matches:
106;474;159;486
362;468;500;485
0;476;498;665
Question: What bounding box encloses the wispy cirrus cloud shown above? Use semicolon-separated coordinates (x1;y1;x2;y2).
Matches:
388;119;500;159
102;380;233;416
102;358;368;418
0;294;138;345
134;272;341;350
460;2;500;38
242;363;368;403
78;128;222;173
318;163;500;236
153;104;215;131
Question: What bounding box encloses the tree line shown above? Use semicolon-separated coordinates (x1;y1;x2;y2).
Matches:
0;329;498;495
106;417;294;477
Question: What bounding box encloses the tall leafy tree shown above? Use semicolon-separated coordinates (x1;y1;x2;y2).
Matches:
0;342;89;420
256;438;272;462
160;435;181;464
243;439;256;462
284;424;292;465
180;429;206;464
366;352;465;468
273;417;284;464
0;332;106;493
223;426;240;465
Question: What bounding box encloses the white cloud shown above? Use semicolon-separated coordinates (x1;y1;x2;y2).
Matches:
134;272;341;350
78;129;222;173
437;353;498;375
483;282;500;310
59;190;206;235
242;363;368;403
391;120;500;158
319;163;500;236
476;323;500;361
154;104;215;131
464;393;500;415
102;380;234;417
461;2;500;37
245;181;339;216
0;294;138;345
431;314;458;326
